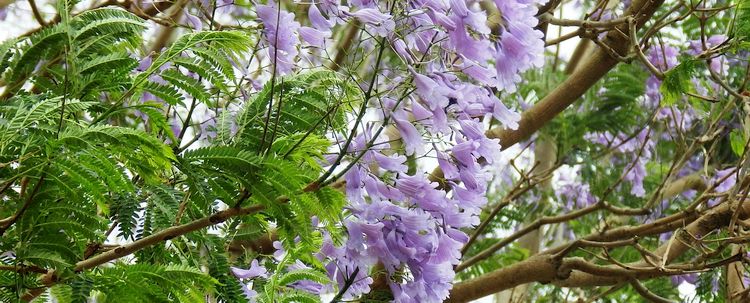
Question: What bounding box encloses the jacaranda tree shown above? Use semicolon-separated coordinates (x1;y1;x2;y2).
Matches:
0;0;749;302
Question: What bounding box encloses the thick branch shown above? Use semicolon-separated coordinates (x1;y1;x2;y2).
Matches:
430;0;665;186
727;245;747;302
554;201;747;287
450;166;708;301
448;194;747;302
445;255;564;303
660;172;707;199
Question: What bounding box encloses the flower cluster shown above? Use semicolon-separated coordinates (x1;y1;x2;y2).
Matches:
554;165;596;210
585;129;654;197
234;0;545;301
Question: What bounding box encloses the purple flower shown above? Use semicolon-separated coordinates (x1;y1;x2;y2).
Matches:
437;151;459;180
687;35;728;63
624;159;647;197
490;95;521;130
287;260;324;294
410;99;432;122
373;152;407;173
308;4;333;31
231;259;268;279
448;21;492;63
555;165;597;209
713;168;737;193
183;9;203;31
299;27;327;48
671;273;698;286
411;71;450;115
586;129;654;197
460;62;496;87
240;283;259;302
394;113;424;155
493;0;545;93
647;45;679;72
346;8;394;37
166;114;183;145
272;240;285;260
392;38;414;64
257;3;300;75
136;55;153;72
348;8;388;24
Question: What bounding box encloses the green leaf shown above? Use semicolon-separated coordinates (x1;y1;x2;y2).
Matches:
181;146;261;169
133;31;251;88
660;58;698;106
233;70;359;151
730;129;746;156
279;290;320;303
732;0;750;42
20;250;71;270
111;193;140;240
141;81;185;106
78;52;136;75
277;268;330;286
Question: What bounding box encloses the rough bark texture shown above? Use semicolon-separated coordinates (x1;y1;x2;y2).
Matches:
727;245;746;302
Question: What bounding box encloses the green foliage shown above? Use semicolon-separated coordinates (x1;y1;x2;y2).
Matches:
64;264;219;302
732;0;750;42
250;253;331;303
0;4;352;300
693;268;727;303
730;129;746;156
207;252;247;303
232;69;360;150
541;62;649;159
660;58;698;106
1;6;144;99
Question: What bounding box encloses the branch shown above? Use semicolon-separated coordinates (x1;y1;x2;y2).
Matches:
78;204;264;270
564;39;592;74
659;172;707;200
429;0;666;185
727;245;747;302
630;279;678;303
461;163;553;255
147;0;188;53
539;13;630;28
328;21;360;71
0;174;46;236
456;200;602;272
448;197;750;302
557;201;749;287
22;203;266;301
445;255;564;303
28;0;47;26
18;0;178;38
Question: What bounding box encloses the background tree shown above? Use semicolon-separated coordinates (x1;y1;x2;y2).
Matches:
0;0;749;302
